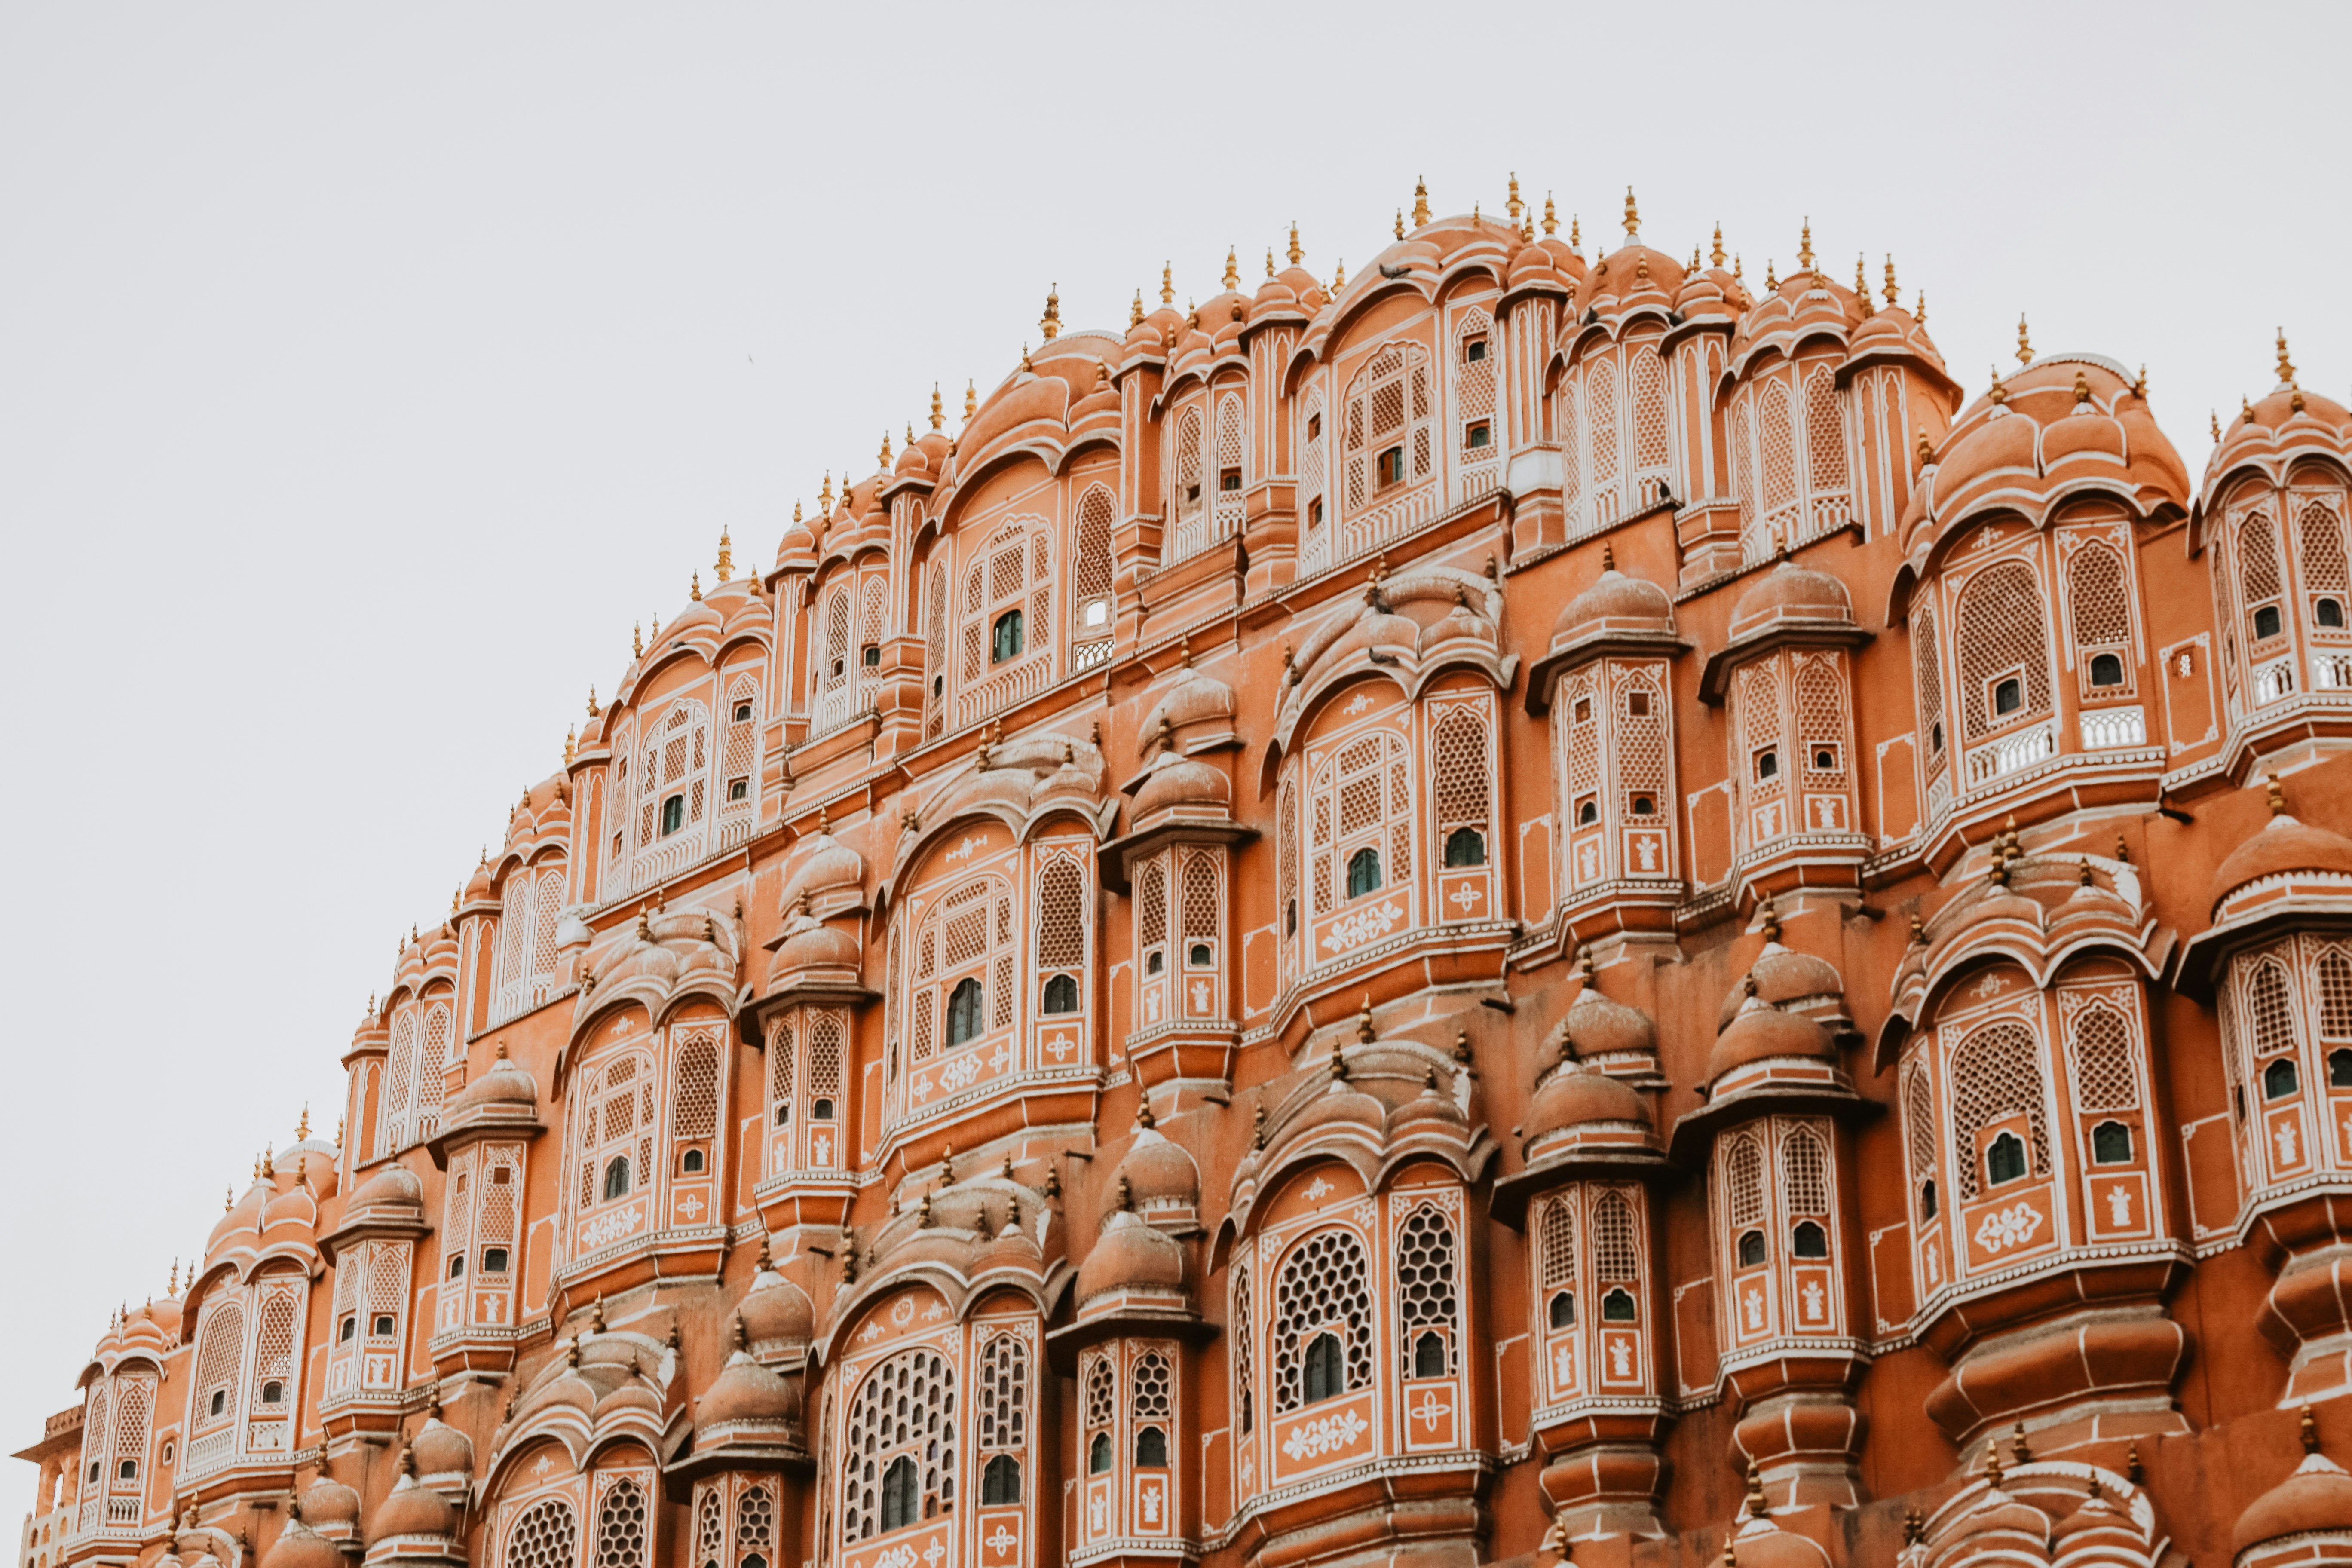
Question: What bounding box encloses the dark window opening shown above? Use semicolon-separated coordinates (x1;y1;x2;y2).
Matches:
1628;691;1651;716
681;1147;705;1174
339;1315;356;1344
1573;696;1593;723
1986;1130;2028;1185
1346;848;1382;898
981;1455;1020;1504
118;1461;137;1481
728;777;749;801
483;1246;509;1273
1736;1229;1767;1268
2091;1120;2133;1164
947;977;985;1046
1919;1179;1938;1220
863;645;881;667
2089;652;2125;687
447;1254;465;1280
1601;1288;1637;1322
1466;422;1491;450
1377;446;1406;487
1309;498;1324;527
1305;1330;1345;1403
882;1456;917;1530
811;1097;835;1120
1185;482;1201;505
1791;1220;1829;1259
774;1100;792;1126
1145;949;1164;975
2321;598;2346;629
1444;827;1486;867
1042;974;1079;1014
1577;799;1599;826
1631;794;1656;816
1812;746;1838;771
1307;413;1322;440
992;609;1026;664
830;658;845;679
1548;1289;1576;1329
208;1390;226;1418
603;1155;633;1201
1755;748;1779;781
1188;941;1213;967
1413;1329;1447;1378
1136;1425;1169;1466
260;1381;283;1405
1220;467;1242;493
2255;604;2284;642
1930;720;1945;753
372;1313;395;1337
1993;676;2024;716
1464;337;1487;362
2267;1056;2301;1101
2332;1048;2352;1087
1286;899;1298;937
661;795;684;836
1087;1432;1112;1475
733;702;753;722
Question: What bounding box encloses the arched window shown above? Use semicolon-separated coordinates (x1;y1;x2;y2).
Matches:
1072;484;1117;641
1212;392;1246;545
579;1053;651;1213
1087;1433;1112;1475
981;1455;1020;1504
841;1348;956;1541
1172;407;1204;534
1308;722;1413;925
736;1487;773;1568
2266;1057;2302;1101
1538;1195;1577;1335
1956;560;2053;740
975;1331;1028;1498
595;1477;648;1568
2242;511;2288;649
506;1498;578;1568
1346;847;1382;898
1131;1350;1173;1464
1949;1018;2052;1202
1341;342;1434;517
1395;1204;1459;1378
2092;1121;2134;1163
2247;957;2300;1060
1303;1334;1344;1403
670;1029;719;1157
1801;365;1849;536
1273;1227;1373;1413
1913;603;1948;764
1430;704;1493;883
1557;379;1583;532
1986;1130;2028;1184
1231;1267;1257;1436
2300;500;2351;633
192;1303;243;1430
1444;828;1485;867
946;978;984;1046
1042;975;1078;1014
2069;542;2135;696
1724;1133;1766;1268
1759;376;1797;539
603;1156;632;1201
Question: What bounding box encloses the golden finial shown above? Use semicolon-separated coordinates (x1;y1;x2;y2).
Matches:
1691;245;1702;272
1759;894;1781;944
1908;911;1927;946
564;726;576;766
2016;314;2034;368
1394;208;1405;240
1265;248;1275;280
1507;173;1523;223
1745;1458;1768;1518
1472;200;1479;223
964;379;977;422
2268;770;2287;815
1020;342;1033;373
1883;255;1899;306
1636;249;1649;284
1543;192;1559;237
1989;366;2009;408
1856;255;1872;315
1356;996;1376;1044
1621;185;1639;239
2278;328;2297;386
2134;364;2148;400
1221;247;1238;291
689;570;702;602
1711;222;1726;269
1733;253;1742;280
1412;175;1430;228
2011;1421;2032;1463
632;622;642;657
2074;368;2092;406
819;471;834;511
1332;257;1346;290
2303;1403;2321;1454
930;383;945;432
1289;220;1303;266
1130;289;1145;328
879;428;893;468
2212;410;2223;441
1917;427;1935;468
225;1185;233;1212
715;527;734;580
1797;218;1813;272
1033;283;1060;342
1159;262;1173;306
1914;289;1926;326
587;687;599;717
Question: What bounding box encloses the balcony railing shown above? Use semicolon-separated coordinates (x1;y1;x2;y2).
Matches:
2254;655;2296;706
1963;720;2057;788
2315;651;2352;690
2079;707;2147;750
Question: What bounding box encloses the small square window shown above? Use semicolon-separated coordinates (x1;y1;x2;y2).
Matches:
728;777;749;801
733;702;753;723
1465;422;1490;450
862;645;881;667
1307;413;1322;440
1309;498;1324;526
1220;467;1242;493
1627;691;1651;717
372;1314;396;1338
1377;446;1406;487
1464;338;1487;362
1573;697;1593;723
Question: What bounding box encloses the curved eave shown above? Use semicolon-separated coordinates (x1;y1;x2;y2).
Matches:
1489;1142;1671;1228
1698;620;1874;704
812;1260;1072;1367
1873;919;2171;1071
1525;632;1690;715
560;975;747;1086
1837;342;1959;398
1099;817;1259;893
1725;319;1855;383
2193;444;2352;553
2177;900;2352;1000
316;1209;431;1266
1666;1083;1877;1166
1044;1305;1215;1372
425;1106;546;1170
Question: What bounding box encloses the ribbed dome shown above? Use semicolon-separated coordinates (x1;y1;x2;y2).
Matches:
1551;564;1674;646
1526;1065;1647;1141
448;1045;537;1117
297;1477;361;1531
1075;1210;1184;1301
1719;944;1846;1030
1553;986;1657;1059
699;1340;801;1427
1729;558;1855;636
372;1466;457;1540
1132;755;1231;825
2210;811;2352;916
261;1516;343;1568
1706;1001;1834;1086
1109;1125;1201;1211
347;1162;424;1214
2236;1416;2352;1556
410;1408;472;1480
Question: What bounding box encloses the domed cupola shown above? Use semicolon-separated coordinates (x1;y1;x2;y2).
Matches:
1715;900;1851;1037
410;1391;474;1490
297;1476;362;1547
1699;554;1869;703
2201;331;2352;502
260;1498;346;1568
735;1237;815;1367
762;885;869;1008
361;1446;464;1568
679;1316;805;1476
572;894;744;1033
1129;727;1232;832
2236;1406;2352;1568
1104;1104;1203;1232
1545;956;1661;1069
1527;545;1687;708
440;1041;539;1133
318;1160;429;1267
2211;775;2352;922
1136;643;1240;757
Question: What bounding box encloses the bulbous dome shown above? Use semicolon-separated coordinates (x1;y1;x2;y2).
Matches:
261;1517;343;1568
449;1044;537;1118
1552;985;1658;1060
1706;1000;1834;1086
2236;1450;2352;1556
410;1407;472;1480
699;1338;802;1427
1728;558;1855;637
1075;1210;1184;1302
738;1265;814;1350
774;918;860;973
1132;754;1231;826
346;1162;424;1215
2210;810;2352;916
1109;1124;1201;1212
1526;1064;1648;1142
298;1477;361;1531
1726;1521;1834;1568
1550;561;1675;646
371;1465;457;1541
1719;944;1846;1030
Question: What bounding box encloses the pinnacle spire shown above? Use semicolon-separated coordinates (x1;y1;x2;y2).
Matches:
1622;185;1639;241
1543;193;1558;237
1797;218;1813;272
1412;175;1430;228
2017;314;2034;368
2278;327;2297;388
1223;247;1238;291
1507;172;1522;223
1712;222;1726;268
1288;220;1303;266
715;527;733;580
1039;284;1060;341
1883;254;1899;306
1160;262;1173;306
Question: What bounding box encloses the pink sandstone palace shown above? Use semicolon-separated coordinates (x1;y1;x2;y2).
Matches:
22;180;2352;1568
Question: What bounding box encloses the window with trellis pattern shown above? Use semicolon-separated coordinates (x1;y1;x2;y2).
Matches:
1083;1354;1115;1475
908;874;1016;1062
1035;855;1087;1014
506;1498;578;1568
1306;726;1412;919
595;1478;649;1568
1341;342;1433;511
1455;308;1498;465
577;1051;653;1213
192;1302;243;1428
1395;1204;1460;1377
1949;1019;2052;1200
976;1332;1029;1491
2067;542;2135;696
961;529;1052;684
671;1030;719;1173
1913;603;1948;763
1131;1351;1174;1466
1955;561;2052;741
841;1349;956;1540
2070;1006;2140;1112
2242;511;2288;653
1072;484;1116;641
1272;1227;1373;1412
2318;945;2352;1039
2300;499;2352;634
1231;1266;1256;1437
1430;704;1493;873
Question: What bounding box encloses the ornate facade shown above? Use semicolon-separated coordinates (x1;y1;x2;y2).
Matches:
22;183;2352;1568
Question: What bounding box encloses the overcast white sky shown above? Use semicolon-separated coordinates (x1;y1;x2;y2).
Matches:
3;0;2345;1518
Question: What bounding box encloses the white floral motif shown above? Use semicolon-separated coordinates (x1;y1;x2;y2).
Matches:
1448;881;1480;913
944;833;991;864
1280;1406;1369;1460
2107;1184;2133;1227
1320;900;1405;953
983;1527;1018;1557
577;1204;645;1251
940;1053;983;1091
1304;1177;1333;1201
873;1545;919;1568
1972;1200;2045;1255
